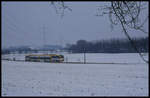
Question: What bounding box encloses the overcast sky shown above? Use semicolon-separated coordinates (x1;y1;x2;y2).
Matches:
2;2;148;48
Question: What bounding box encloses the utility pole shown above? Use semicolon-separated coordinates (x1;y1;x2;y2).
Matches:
84;47;86;64
43;24;47;54
43;25;46;47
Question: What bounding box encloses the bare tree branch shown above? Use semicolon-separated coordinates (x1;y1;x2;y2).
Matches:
50;1;72;18
96;1;148;63
111;2;148;63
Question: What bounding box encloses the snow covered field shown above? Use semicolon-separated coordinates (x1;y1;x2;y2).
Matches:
2;53;149;63
2;53;149;96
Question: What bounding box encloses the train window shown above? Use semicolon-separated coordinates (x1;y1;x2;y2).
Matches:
52;56;59;58
30;56;38;59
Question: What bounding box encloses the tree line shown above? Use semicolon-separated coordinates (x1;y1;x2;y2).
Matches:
2;46;38;54
67;37;149;53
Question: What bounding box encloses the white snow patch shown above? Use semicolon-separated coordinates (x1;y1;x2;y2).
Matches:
2;53;148;96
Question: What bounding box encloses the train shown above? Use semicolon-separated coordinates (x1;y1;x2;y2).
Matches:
25;54;64;63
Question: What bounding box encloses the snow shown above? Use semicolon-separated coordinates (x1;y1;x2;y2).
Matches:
64;53;148;63
2;53;148;63
2;53;149;96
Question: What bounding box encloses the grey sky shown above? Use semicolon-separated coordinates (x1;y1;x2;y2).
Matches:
2;2;148;48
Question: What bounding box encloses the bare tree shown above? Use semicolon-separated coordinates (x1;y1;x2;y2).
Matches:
50;1;72;18
96;1;149;63
51;1;149;63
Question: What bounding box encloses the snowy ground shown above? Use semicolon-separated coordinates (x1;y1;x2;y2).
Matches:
2;53;149;63
2;53;149;96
